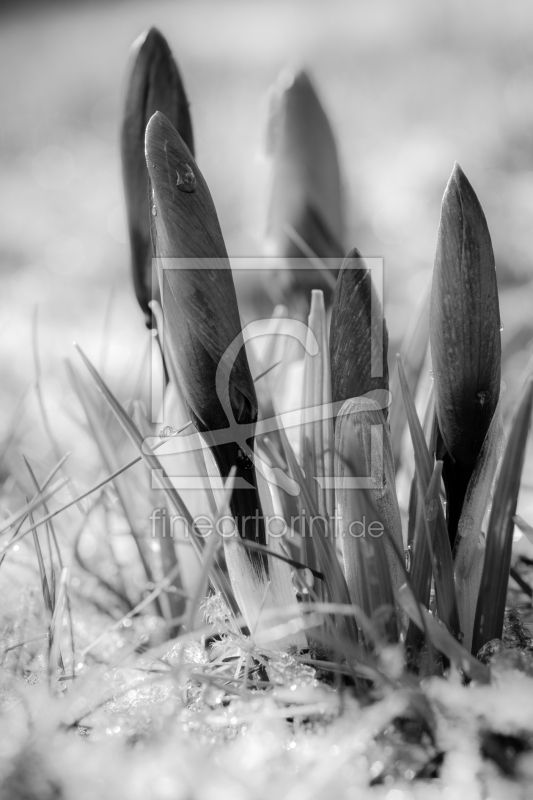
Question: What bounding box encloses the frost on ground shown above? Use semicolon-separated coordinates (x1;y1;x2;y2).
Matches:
2;594;533;800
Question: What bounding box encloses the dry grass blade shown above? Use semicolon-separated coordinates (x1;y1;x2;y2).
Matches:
67;359;158;594
0;479;69;551
28;507;53;616
135;406;185;631
472;378;533;654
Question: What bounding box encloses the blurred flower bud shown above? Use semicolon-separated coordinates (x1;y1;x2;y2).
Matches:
121;28;194;327
266;69;344;306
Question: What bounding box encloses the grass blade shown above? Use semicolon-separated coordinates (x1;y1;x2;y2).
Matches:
472;378;533;654
454;403;503;651
389;284;430;469
397;583;490;683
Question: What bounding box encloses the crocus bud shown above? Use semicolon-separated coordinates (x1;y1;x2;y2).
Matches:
266;69;344;304
121;28;194;328
430;163;501;548
330;248;389;413
145;111;263;556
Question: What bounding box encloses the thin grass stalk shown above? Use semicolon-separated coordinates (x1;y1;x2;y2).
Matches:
389;284;430;470
300;290;334;585
135;407;186;633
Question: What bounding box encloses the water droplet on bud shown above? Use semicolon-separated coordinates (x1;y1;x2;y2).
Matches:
176;164;196;193
151;205;157;216
500;321;504;332
477;390;488;407
404;545;411;573
159;426;177;438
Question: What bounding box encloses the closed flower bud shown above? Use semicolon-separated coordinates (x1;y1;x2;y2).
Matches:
145;110;264;558
330;248;389;413
121;28;194;327
430;163;501;548
266;69;344;304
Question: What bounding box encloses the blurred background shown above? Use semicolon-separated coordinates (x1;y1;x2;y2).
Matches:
2;0;533;491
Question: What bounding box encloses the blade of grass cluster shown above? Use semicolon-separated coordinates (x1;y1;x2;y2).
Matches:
74;343;236;615
334;401;399;644
48;566;69;685
28;507;53;616
0;479;68;551
66;360;158;597
24;457;66;583
201;438;306;651
389;284;430;470
300;289;334;580
397;357;460;638
0;433;190;560
0;453;69;570
398;359;452;639
472;379;533;654
397;584;490;683
135;407;186;631
454;403;503;651
277;420;357;644
185;470;236;634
